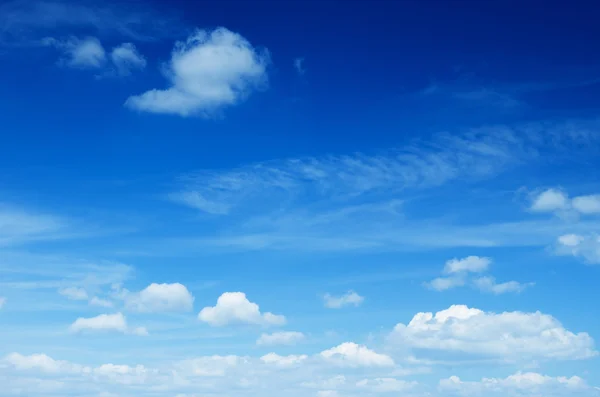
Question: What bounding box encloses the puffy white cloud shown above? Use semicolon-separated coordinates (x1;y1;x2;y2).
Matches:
320;342;394;367
428;256;530;294
473;276;533;294
356;377;417;393
198;292;285;326
530;188;600;218
3;353;88;374
439;371;592;395
530;188;569;212
260;353;307;367
43;36;106;68
110;43;146;76
556;233;600;264
572;194;600;214
444;256;491;274
323;291;364;309
256;331;305;346
389;305;597;360
125;27;269;117
58;287;88;301
69;312;147;335
125;283;194;312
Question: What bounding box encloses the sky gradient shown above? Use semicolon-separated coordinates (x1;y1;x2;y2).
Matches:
1;0;600;396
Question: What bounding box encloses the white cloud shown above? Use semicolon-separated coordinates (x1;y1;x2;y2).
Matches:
69;312;146;335
43;36;106;68
530;188;569;212
389;305;597;360
0;297;5;308
356;378;417;393
125;27;269;117
3;353;88;374
93;363;151;385
555;233;600;264
294;57;305;75
198;292;285;326
58;287;88;301
260;353;307;367
110;43;146;76
444;256;491;273
427;256;530;294
319;342;394;367
439;371;591;395
323;291;364;309
473;276;533;294
572;194;600;214
89;296;113;308
530;188;600;218
256;331;305;346
427;276;466;291
125;283;194;312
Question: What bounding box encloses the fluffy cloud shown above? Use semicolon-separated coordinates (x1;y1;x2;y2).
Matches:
198;292;285;326
439;371;592;395
319;342;394;367
444;256;491;273
530;188;600;217
389;305;597;360
256;331;305;346
43;36;106;68
572;194;600;214
530;188;570;212
260;353;307;367
58;287;88;300
125;27;269;117
426;256;529;294
69;312;147;335
110;43;146;76
555;233;600;264
3;353;88;374
125;283;194;312
323;291;364;309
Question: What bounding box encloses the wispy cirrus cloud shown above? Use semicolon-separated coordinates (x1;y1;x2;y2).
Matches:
164;119;600;253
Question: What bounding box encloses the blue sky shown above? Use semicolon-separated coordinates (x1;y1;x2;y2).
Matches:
1;0;600;396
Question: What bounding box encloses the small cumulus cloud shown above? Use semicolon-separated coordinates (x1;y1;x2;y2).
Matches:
125;283;194;313
69;312;147;335
323;291;364;309
426;256;531;294
125;27;270;117
198;292;285;327
110;43;146;76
